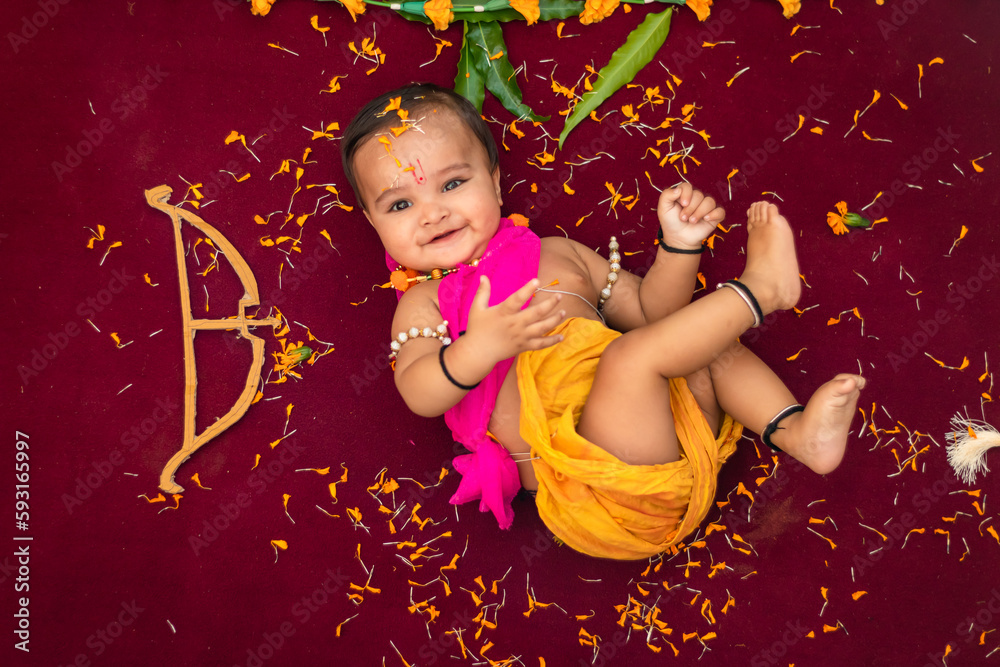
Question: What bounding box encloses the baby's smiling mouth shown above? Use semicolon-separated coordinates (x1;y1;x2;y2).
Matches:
428;228;460;244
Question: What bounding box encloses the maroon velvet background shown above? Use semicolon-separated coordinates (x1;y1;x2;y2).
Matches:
3;1;999;665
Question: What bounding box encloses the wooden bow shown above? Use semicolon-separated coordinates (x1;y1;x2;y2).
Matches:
145;185;279;494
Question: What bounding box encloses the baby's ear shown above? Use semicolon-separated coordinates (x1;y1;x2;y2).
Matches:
492;166;503;206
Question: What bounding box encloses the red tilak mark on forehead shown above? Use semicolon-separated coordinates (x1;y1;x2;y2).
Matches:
412;159;426;184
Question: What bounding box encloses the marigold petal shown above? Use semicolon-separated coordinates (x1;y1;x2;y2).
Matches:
684;0;712;22
340;0;366;21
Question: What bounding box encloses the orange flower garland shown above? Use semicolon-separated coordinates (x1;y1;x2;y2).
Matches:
251;0;276;16
685;0;799;22
510;0;541;25
340;0;367;22
249;0;798;25
424;0;454;31
684;0;712;22
778;0;802;18
579;0;620;25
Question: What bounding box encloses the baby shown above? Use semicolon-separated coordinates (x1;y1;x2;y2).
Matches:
341;83;866;560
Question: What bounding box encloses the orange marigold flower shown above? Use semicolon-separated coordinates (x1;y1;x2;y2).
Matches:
510;0;540;25
827;201;849;235
777;0;801;18
685;0;713;22
424;0;454;31
251;0;276;16
340;0;366;22
579;0;620;26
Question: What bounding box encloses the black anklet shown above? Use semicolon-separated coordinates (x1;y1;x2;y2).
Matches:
657;228;705;254
717;279;764;328
762;404;805;452
439;345;479;391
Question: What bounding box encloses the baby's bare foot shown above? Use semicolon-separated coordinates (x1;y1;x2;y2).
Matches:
738;202;801;315
773;374;867;474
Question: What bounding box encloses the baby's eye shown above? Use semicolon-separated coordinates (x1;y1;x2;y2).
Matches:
389;200;411;212
443;179;464;192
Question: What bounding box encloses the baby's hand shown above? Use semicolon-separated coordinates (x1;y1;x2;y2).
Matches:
464;276;565;364
657;182;725;251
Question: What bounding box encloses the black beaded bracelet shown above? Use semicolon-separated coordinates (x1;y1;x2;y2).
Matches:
657;228;705;254
439;345;480;391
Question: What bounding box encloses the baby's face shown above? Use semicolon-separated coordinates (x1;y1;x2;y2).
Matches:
354;109;503;272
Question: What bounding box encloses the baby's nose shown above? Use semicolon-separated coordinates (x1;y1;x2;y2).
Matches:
420;200;448;223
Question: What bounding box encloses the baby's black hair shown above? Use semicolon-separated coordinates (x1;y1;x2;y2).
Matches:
341;82;500;211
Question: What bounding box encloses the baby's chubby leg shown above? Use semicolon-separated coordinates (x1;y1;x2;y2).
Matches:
769;374;866;474
699;203;865;473
705;341;865;474
575;201;802;465
575;338;683;466
611;201;801;380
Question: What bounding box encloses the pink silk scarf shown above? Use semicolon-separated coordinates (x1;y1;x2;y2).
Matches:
386;218;540;528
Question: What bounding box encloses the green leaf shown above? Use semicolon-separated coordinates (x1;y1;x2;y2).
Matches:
843;212;872;229
558;8;674;148
455;22;486;113
466;21;549;121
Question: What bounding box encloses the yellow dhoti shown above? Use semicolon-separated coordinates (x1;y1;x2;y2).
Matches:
517;318;743;560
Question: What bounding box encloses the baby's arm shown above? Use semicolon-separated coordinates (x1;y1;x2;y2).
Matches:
577;183;723;331
636;183;724;322
391;277;565;417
